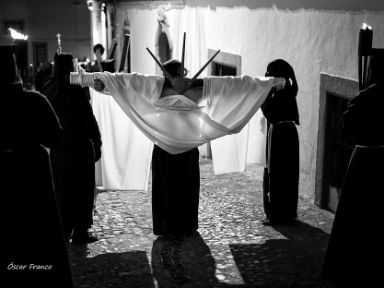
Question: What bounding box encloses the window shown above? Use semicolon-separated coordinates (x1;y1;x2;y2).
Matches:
208;49;241;76
211;62;237;76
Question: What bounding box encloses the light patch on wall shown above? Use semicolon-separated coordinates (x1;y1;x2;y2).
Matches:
9;28;28;40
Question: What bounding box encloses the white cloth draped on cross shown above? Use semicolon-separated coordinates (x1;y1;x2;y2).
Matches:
70;71;277;154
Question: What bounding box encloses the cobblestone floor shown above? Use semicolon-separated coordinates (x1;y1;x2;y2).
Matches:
68;159;335;288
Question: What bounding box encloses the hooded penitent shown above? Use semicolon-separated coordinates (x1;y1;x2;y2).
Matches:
0;44;18;85
54;52;74;79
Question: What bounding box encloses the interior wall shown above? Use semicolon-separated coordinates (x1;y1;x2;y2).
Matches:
0;0;91;65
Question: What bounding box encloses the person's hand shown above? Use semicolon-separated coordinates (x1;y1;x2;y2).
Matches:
274;77;287;91
157;12;169;30
159;21;168;33
94;78;105;91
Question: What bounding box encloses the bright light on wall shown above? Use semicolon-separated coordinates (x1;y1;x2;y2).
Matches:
9;28;29;40
362;23;372;30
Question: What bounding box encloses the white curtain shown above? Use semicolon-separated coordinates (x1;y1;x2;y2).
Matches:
211;110;267;174
91;88;153;191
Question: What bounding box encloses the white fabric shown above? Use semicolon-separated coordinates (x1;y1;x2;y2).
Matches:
246;111;268;167
90;88;153;191
71;71;275;155
211;125;250;174
212;110;268;174
171;5;268;171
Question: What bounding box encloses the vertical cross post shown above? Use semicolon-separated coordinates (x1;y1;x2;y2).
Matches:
56;33;62;54
180;32;186;78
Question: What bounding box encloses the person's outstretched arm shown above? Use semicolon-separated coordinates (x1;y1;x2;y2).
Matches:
70;71;112;94
273;77;286;90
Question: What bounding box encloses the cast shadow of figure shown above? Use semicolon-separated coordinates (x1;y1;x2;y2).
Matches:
152;231;224;288
68;246;155;288
229;221;334;288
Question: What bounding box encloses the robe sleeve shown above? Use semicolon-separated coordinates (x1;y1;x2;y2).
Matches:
69;72;276;154
203;75;275;132
33;92;63;148
70;71;164;102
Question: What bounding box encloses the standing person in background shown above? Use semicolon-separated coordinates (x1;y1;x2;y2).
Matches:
261;59;300;226
43;52;102;244
35;60;53;92
1;44;73;288
322;52;384;287
90;43;105;72
86;44;115;73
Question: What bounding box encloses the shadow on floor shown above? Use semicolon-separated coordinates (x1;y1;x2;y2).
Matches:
229;220;334;288
151;232;223;288
69;248;154;288
69;222;334;288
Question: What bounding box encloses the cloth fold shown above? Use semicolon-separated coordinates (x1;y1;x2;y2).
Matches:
70;71;275;154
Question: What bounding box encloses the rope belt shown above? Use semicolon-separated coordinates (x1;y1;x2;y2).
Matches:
272;120;296;125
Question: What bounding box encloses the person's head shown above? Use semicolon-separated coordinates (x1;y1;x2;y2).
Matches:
163;59;182;78
0;44;19;85
163;59;188;78
266;59;298;97
54;53;74;79
366;50;384;86
93;44;105;61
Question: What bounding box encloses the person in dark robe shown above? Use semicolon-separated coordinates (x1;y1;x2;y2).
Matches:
152;60;201;237
261;59;300;226
42;53;102;244
34;60;53;93
322;52;384;287
1;44;73;287
90;54;286;238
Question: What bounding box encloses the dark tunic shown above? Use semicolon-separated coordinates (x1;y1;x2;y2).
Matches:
1;83;73;287
151;145;200;236
43;79;101;239
87;59;116;73
322;83;384;286
261;85;299;223
34;68;52;93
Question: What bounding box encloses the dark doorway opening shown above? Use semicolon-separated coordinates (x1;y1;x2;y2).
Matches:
315;73;358;212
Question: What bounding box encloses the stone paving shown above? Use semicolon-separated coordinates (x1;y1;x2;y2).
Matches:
68;159;336;288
